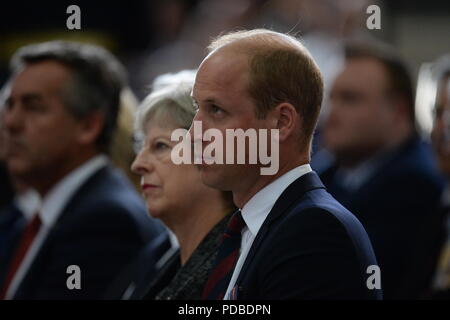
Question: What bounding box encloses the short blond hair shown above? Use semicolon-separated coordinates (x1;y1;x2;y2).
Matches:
208;29;323;146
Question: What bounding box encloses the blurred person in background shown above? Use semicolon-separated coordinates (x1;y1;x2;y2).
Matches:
0;84;15;208
255;0;374;93
315;41;446;299
0;41;167;299
0;82;24;287
129;0;261;98
430;55;450;299
253;0;378;156
111;87;142;190
131;70;236;300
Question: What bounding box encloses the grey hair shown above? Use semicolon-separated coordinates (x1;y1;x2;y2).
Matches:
433;54;450;107
135;70;197;136
10;40;127;154
433;54;450;84
0;81;12;113
447;79;450;102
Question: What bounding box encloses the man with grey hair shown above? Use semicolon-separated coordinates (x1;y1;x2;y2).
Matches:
0;83;15;208
0;41;167;299
192;29;380;300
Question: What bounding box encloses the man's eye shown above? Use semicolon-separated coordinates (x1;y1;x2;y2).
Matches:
341;93;361;104
25;103;46;112
210;104;224;115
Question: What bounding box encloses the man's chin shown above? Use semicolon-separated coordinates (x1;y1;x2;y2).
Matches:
6;159;32;179
200;166;227;190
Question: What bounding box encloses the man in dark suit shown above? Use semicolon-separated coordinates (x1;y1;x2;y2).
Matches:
0;93;20;271
0;95;14;209
191;29;381;299
0;41;167;299
314;42;446;299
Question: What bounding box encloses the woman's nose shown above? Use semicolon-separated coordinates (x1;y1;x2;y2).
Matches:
131;149;154;176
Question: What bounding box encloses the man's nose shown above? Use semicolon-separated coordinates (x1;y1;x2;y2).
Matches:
189;109;212;137
4;104;24;133
188;111;202;137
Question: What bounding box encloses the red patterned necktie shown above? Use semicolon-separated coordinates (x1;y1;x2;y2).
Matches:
202;210;246;300
0;213;42;299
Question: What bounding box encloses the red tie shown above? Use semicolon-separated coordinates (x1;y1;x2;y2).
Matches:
0;213;42;299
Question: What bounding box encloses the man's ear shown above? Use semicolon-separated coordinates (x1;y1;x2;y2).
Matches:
76;111;105;146
390;95;411;122
273;102;298;142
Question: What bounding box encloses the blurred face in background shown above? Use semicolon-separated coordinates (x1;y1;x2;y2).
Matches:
0;109;6;161
4;61;87;186
131;117;212;225
431;76;450;176
0;84;11;161
323;57;399;165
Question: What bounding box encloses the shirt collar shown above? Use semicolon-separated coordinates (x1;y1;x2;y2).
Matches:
14;189;41;221
38;155;108;226
241;164;312;237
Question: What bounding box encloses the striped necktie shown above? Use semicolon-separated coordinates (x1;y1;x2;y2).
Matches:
202;210;246;300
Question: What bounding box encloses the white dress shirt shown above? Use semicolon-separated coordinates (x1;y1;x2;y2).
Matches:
224;164;312;299
5;155;108;299
15;189;41;221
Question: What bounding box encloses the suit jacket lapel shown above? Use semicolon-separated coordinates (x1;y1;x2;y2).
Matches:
235;171;326;289
14;166;109;298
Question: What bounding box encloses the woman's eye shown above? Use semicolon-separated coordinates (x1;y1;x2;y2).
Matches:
155;142;169;150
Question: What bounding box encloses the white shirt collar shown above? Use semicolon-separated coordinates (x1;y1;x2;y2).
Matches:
38;155;109;226
14;189;41;221
240;164;312;236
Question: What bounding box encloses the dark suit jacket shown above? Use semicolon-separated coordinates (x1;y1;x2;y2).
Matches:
0;163;14;209
233;171;381;300
317;136;446;299
103;231;172;300
143;214;230;300
4;165;168;300
0;204;25;287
